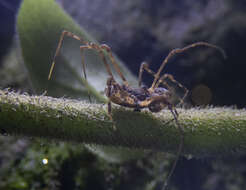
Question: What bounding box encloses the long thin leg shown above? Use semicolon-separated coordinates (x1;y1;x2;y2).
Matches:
162;105;184;190
138;65;187;188
138;62;172;91
138;64;185;189
105;77;114;121
48;30;128;86
138;62;188;106
48;30;87;80
108;101;112;119
100;44;129;86
80;42;128;86
80;46;92;102
80;44;117;102
138;62;156;87
156;74;189;105
80;44;114;79
150;42;226;90
107;101;116;130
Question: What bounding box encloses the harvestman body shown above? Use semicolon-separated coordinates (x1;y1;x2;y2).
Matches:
48;30;226;190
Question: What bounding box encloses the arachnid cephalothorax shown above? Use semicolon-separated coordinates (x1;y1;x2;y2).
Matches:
48;30;226;190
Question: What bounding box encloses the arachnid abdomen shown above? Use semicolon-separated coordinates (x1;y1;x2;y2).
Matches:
106;80;172;112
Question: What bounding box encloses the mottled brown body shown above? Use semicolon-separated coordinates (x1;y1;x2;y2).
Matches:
48;30;226;190
105;77;172;112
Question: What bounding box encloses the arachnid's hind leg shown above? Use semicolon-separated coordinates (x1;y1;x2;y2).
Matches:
156;74;189;106
162;105;184;190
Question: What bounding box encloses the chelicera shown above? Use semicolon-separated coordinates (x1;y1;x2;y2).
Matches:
48;30;226;190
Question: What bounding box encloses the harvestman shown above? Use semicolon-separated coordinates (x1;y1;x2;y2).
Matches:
48;30;226;190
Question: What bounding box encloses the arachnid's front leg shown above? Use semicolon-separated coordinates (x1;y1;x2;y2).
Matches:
48;30;86;80
101;44;129;86
151;42;226;91
138;62;156;87
138;62;171;90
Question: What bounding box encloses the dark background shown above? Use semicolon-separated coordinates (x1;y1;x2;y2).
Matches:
1;0;246;190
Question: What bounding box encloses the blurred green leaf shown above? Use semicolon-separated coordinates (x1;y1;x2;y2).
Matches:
17;0;137;101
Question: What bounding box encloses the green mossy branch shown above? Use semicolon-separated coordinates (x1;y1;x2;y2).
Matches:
0;89;246;157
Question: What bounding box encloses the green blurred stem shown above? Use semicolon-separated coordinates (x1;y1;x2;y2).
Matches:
0;89;246;157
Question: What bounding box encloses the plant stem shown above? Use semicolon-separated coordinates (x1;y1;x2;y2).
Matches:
0;89;246;157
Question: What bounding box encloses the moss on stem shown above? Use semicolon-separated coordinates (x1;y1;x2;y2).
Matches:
0;89;246;157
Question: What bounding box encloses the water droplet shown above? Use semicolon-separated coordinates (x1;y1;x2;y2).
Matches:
42;158;48;165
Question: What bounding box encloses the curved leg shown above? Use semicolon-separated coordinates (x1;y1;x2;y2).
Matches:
138;62;171;90
138;62;188;105
80;43;128;85
162;105;184;190
156;74;188;105
80;44;114;79
80;46;91;102
150;42;226;90
48;31;127;85
80;44;116;102
48;30;87;80
138;62;156;87
100;44;128;86
105;77;114;121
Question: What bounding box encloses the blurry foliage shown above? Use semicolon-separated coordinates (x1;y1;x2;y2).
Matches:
0;135;173;190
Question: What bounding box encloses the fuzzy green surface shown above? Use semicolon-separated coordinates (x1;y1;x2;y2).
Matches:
0;89;246;157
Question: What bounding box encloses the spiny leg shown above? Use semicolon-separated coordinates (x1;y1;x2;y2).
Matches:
150;42;226;90
156;74;189;106
162;105;184;190
48;30;87;80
